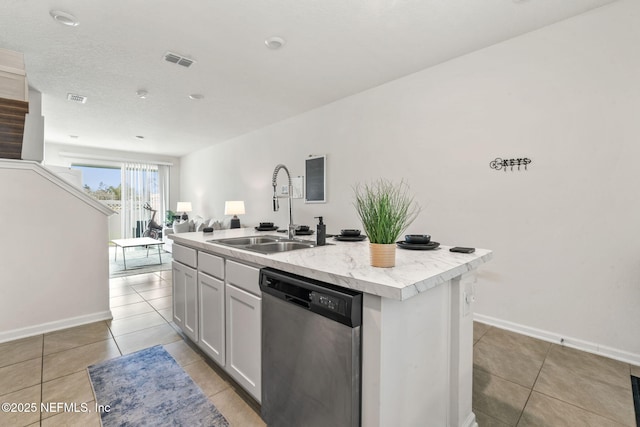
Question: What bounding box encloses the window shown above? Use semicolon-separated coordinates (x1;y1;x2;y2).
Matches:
71;164;122;213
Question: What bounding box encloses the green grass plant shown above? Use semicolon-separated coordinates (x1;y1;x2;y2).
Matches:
354;179;420;244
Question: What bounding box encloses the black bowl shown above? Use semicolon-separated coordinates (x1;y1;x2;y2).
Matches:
405;234;431;244
296;225;310;232
259;222;274;228
340;229;361;237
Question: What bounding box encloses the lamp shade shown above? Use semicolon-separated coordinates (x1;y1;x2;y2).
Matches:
224;200;245;216
176;202;192;212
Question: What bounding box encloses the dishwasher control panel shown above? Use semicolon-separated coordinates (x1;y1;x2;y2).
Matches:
260;268;362;327
310;292;347;316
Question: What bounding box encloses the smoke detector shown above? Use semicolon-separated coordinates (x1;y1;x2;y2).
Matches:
163;52;195;68
67;93;87;104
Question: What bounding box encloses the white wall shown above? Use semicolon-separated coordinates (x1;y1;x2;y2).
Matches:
180;0;640;361
0;163;112;341
21;87;44;162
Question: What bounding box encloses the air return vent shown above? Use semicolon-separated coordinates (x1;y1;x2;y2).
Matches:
163;51;195;68
67;93;87;103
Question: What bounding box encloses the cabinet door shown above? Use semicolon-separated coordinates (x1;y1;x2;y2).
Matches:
172;261;198;342
172;261;185;330
183;264;198;342
226;283;261;402
198;272;225;366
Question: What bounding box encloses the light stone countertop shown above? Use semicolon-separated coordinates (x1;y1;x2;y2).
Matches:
169;228;493;301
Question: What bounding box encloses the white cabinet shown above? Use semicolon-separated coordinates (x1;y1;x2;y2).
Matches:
198;252;225;365
199;251;224;278
173;244;197;268
225;260;261;402
226;282;262;402
172;244;198;342
198;272;225;366
172;261;186;328
172;260;198;342
226;259;261;295
173;246;262;402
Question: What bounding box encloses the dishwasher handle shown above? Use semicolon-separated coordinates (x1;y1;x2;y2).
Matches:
285;294;310;309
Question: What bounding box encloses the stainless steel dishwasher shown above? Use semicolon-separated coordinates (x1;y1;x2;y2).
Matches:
260;268;362;427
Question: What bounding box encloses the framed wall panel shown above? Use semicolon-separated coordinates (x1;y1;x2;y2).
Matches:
305;155;326;203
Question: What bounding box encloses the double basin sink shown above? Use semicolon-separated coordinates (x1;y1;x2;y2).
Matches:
208;235;316;254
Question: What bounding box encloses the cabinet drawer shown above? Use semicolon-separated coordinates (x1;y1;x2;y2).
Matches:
173;244;197;268
226;260;260;296
198;252;224;279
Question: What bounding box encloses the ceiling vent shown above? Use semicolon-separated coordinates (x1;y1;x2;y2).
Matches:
163;51;195;68
67;93;87;103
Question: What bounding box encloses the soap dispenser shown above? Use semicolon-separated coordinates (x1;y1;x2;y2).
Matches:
315;216;326;246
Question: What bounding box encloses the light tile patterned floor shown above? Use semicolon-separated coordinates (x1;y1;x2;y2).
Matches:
0;270;264;427
0;270;637;426
473;323;638;426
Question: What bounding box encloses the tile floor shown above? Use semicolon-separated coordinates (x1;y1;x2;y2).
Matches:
473;322;639;426
1;270;638;426
0;270;265;427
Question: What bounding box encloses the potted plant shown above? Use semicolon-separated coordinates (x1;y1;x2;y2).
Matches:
354;179;420;267
165;209;176;227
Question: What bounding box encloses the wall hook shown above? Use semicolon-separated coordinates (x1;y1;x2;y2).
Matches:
490;157;532;172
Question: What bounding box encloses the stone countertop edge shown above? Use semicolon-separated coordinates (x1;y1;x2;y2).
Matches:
169;230;493;301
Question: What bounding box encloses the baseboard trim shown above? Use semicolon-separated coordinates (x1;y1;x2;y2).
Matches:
474;314;640;366
0;310;113;344
462;412;478;427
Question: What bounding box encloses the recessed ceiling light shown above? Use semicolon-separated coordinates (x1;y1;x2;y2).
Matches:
265;36;286;50
189;94;204;100
135;135;145;140
136;90;148;99
49;10;79;27
69;135;79;139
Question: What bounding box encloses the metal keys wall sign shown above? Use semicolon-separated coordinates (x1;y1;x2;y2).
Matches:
490;157;532;172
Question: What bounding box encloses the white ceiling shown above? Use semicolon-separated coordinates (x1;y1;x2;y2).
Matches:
1;0;616;158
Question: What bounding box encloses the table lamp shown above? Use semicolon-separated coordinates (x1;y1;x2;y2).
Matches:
225;201;245;229
176;202;192;220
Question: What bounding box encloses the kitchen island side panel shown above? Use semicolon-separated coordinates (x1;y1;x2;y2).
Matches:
363;283;453;426
450;274;478;427
362;294;383;427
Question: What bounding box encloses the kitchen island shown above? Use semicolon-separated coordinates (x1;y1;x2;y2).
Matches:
170;228;492;427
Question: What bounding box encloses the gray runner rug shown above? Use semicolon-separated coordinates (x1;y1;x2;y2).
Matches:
88;345;229;426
